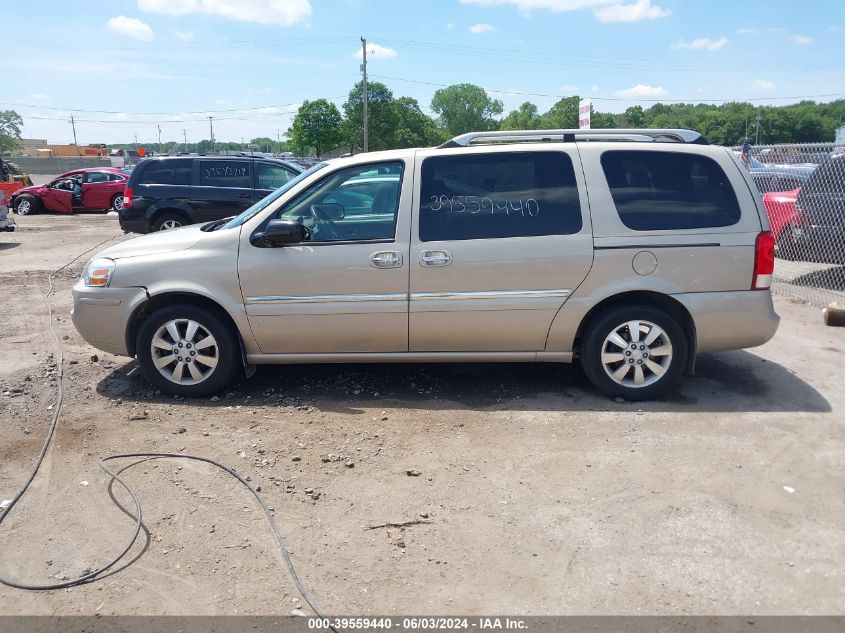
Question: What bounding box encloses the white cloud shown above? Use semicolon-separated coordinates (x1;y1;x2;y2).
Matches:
107;16;155;41
790;34;813;45
671;36;728;51
736;27;759;35
460;0;669;22
469;23;495;34
174;30;195;42
446;21;455;29
594;0;670;23
559;84;578;94
138;0;311;27
752;79;776;91
29;93;48;100
590;84;599;93
614;84;669;98
351;43;398;59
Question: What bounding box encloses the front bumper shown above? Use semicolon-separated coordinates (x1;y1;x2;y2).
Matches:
71;280;148;357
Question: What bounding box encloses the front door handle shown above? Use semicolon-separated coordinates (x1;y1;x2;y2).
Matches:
419;250;452;267
369;251;403;269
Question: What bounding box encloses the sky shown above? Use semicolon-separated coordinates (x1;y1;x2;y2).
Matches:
3;0;843;145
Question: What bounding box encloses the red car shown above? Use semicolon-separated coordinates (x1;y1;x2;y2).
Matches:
762;187;807;259
11;168;128;216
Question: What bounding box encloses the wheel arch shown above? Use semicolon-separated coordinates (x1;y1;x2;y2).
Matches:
573;290;697;374
125;291;251;372
145;201;194;226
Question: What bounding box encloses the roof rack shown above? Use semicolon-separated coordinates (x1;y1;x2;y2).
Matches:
438;128;707;149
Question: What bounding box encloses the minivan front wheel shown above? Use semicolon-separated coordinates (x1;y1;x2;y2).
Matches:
136;304;239;397
581;305;688;401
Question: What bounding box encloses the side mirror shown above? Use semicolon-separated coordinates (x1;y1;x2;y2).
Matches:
251;219;309;247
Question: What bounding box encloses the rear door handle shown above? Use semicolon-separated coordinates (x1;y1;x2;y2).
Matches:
419;250;452;266
369;251;403;269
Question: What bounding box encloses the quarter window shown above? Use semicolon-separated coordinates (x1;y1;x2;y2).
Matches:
257;163;296;190
601;150;741;231
277;162;404;242
419;152;582;242
199;160;251;188
138;159;192;186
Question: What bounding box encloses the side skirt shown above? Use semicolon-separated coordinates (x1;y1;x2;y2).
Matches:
247;351;573;365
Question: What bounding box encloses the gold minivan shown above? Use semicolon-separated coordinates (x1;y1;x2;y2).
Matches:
72;129;779;400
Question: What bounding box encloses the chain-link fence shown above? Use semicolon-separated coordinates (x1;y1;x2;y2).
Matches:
730;141;845;308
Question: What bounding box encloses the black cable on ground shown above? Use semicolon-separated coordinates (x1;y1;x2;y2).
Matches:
0;236;331;622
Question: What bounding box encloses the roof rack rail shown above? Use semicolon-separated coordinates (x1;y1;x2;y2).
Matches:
438;128;707;148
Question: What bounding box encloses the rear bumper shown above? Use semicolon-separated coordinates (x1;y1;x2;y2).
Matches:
71;280;148;357
117;210;149;234
674;290;780;354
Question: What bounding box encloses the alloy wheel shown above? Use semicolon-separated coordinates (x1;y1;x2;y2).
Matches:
600;320;673;388
159;219;182;230
150;319;219;385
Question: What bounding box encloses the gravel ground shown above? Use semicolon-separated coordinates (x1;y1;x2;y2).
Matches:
0;213;844;616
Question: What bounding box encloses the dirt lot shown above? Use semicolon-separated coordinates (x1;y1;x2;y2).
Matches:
0;213;844;616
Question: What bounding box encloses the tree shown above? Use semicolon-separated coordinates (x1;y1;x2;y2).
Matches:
430;83;503;137
0;110;23;154
500;102;541;130
343;80;399;151
391;97;444;147
540;96;579;129
250;137;280;153
287;99;343;157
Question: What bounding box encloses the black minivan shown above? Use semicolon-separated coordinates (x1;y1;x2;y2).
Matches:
118;156;304;233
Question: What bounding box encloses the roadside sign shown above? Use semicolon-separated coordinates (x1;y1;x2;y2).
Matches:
579;99;591;130
138;147;146;157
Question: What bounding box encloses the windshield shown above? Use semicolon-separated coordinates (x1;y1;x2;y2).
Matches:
223;162;327;229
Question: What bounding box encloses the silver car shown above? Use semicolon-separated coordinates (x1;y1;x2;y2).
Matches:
71;129;779;401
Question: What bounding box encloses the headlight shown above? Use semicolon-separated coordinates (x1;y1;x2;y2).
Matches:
83;257;116;287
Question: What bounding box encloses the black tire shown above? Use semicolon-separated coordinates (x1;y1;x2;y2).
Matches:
110;193;124;212
4;161;23;175
776;227;799;261
14;194;38;215
151;211;189;231
581;304;688;401
136;303;240;397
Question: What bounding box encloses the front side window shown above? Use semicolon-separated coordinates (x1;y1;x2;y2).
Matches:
138;159;192;186
257;163;296;190
199;160;251;188
276;161;404;242
419;152;582;242
601;150;741;231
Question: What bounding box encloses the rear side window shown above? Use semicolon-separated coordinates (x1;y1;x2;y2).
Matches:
802;157;845;195
601;150;741;231
84;171;111;183
256;163;296;190
199;160;251;188
419;152;582;242
138;159;192;186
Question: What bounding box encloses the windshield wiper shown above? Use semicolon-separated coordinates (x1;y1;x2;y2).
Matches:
201;217;236;232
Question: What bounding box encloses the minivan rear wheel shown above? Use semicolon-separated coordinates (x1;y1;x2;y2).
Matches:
581;304;688;401
152;212;187;231
136;304;239;397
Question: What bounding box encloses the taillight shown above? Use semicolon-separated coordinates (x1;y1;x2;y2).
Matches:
752;231;775;290
122;186;133;208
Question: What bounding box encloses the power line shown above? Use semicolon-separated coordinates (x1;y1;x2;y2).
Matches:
368;75;845;104
0;96;347;116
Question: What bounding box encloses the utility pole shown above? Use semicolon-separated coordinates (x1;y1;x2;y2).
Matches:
70;114;79;155
183;129;188;154
133;133;138;149
755;107;763;145
208;116;214;154
361;36;368;153
158;124;162;155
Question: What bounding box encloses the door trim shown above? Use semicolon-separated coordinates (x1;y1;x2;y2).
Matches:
410;289;571;301
246;293;407;304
